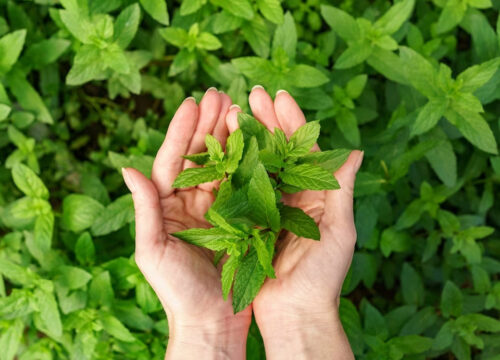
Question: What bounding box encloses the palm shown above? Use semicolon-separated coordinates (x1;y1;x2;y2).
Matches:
127;90;252;324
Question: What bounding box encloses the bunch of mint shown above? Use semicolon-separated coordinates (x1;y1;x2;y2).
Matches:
172;113;350;313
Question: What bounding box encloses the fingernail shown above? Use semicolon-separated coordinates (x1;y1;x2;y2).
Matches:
276;89;288;96
206;87;217;93
229;104;241;110
218;89;225;94
355;151;364;172
184;96;196;103
122;168;136;192
252;85;264;91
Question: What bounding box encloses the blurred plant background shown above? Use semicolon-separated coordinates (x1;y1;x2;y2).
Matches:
0;0;500;359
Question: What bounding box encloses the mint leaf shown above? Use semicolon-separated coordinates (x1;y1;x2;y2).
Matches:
288;121;320;157
225;129;244;173
238;113;274;150
11;163;49;199
140;0;169;25
298;149;351;172
0;30;27;74
206;208;246;236
411;99;447;136
252;230;276;278
281;164;339;190
320;5;360;41
114;3;141;49
441;280;463;318
448;108;498;154
91;194;135;236
374;0;415;35
232;247;267;313
233;136;260;188
221;254;242;300
280;205;320;240
248;163;280;231
172;166;224;188
62;194;104;233
457;57;500;92
182;152;211;165
205;134;224;161
172;227;242;251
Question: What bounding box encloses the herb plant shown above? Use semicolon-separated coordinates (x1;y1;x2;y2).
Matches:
1;0;500;358
171;113;349;312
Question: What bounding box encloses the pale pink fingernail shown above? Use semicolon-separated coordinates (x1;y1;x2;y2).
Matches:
252;85;264;91
276;89;288;96
205;87;217;94
229;104;241;110
122;168;136;192
184;96;196;103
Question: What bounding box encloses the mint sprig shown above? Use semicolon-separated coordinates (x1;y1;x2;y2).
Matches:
171;113;350;313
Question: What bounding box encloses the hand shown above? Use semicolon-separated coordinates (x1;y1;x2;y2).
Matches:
122;89;251;360
226;87;363;360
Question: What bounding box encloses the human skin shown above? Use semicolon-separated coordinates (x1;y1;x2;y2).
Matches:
122;86;362;359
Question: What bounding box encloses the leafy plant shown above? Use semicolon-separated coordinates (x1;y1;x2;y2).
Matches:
172;113;348;312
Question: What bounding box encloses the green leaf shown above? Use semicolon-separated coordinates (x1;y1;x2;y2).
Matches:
0;30;26;74
273;12;296;60
281;164;339;190
91;194;135;236
448;108;497;154
182;152;211;165
0;104;11;121
436;0;466;34
374;0;415;35
457;57;500;93
56;266;92;290
62;194;104;233
100;313;136;342
172;166;224;188
257;0;283;24
280;205;320;240
212;0;254;20
196;32;222;50
206;208;246;236
336;108;360;146
411;99;447;136
21;38;70;70
34;212;54;254
320;5;360;41
366;47;408;84
237;113;274;150
172;227;242;251
248;163;280;231
205;134;224;161
5;70;53;124
225;129;244;173
233;136;260;187
11;163;49;199
158;27;188;48
221;254;241;300
232;247;267;313
401;263;425;306
252;231;275;278
335;42;373;69
140;0;169;25
180;0;206;15
75;232;96;265
241;15;270;58
0;319;23;360
441;280;463;318
66;45;105;85
114;3;141;49
289;64;329;88
298;149;351;172
33;287;62;338
346;74;367;99
389;335;432;355
288;121;320;157
399;47;439;98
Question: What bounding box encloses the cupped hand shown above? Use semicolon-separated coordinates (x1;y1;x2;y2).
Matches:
122;89;251;358
226;87;363;359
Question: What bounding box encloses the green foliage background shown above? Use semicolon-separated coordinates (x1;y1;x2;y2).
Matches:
0;0;500;358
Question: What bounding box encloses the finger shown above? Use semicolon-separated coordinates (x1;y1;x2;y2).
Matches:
183;87;221;170
151;97;198;198
122;168;165;267
226;104;242;133
274;90;320;151
321;150;364;240
212;92;231;146
198;92;232;192
249;85;281;132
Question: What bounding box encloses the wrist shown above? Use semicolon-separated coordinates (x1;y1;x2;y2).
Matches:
255;303;353;360
166;312;250;360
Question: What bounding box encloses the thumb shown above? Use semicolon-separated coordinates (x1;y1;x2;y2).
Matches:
122;167;165;266
322;150;364;232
